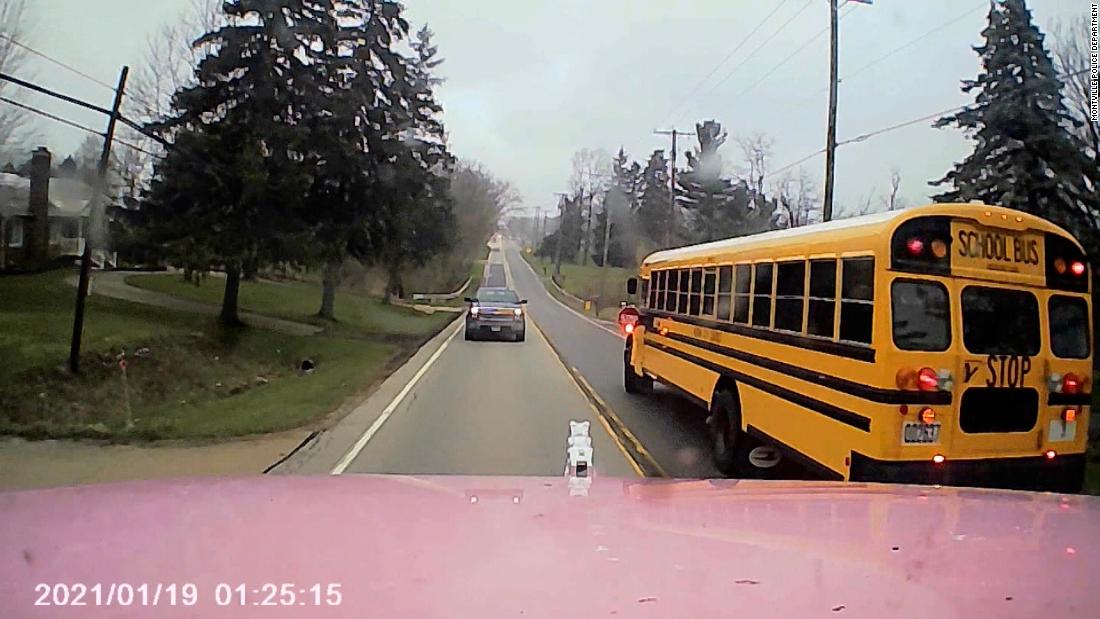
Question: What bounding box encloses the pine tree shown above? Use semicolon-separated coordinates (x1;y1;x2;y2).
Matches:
636;149;671;248
931;0;1097;254
146;0;328;323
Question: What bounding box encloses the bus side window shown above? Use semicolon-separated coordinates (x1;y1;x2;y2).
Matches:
775;261;806;333
666;270;678;312
733;264;751;323
840;257;874;344
689;268;703;316
654;270;666;311
717;266;733;321
752;262;774;328
678;268;690;314
702;268;717;317
808;259;837;338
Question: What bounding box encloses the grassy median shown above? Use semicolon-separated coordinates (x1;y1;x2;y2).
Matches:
0;270;452;442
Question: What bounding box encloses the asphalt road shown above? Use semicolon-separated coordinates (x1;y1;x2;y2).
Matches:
334;246;638;477
504;245;721;478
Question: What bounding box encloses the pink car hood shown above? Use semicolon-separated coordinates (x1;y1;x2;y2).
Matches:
1;475;1098;618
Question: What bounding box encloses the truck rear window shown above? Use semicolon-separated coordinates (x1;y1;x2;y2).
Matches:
892;280;950;351
1049;296;1090;359
961;287;1039;355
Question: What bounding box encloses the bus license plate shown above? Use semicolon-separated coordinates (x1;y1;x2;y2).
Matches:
903;422;941;445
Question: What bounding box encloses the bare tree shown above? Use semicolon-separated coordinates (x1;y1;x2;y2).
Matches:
736;132;773;198
1052;15;1099;172
0;0;36;159
776;166;820;227
887;168;901;210
568;147;611;264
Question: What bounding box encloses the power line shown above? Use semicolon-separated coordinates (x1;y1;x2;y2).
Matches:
780;2;988;112
731;3;857;101
0;32;116;92
770;67;1094;176
675;0;818;124
0;95;104;137
0;33;164;120
660;0;794;125
0;71;113;116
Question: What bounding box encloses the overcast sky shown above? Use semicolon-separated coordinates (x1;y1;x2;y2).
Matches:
13;0;1085;215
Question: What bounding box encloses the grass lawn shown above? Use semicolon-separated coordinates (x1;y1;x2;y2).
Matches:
0;270;452;442
521;252;635;321
127;273;452;338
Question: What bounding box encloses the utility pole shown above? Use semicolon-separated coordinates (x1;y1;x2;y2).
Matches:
822;0;839;222
532;207;541;248
552;192;568;276
600;198;613;268
70;66;128;374
654;128;687;247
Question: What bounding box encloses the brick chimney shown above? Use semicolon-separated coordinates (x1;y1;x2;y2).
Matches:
27;147;51;265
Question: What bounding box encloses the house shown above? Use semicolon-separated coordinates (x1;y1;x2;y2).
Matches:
0;147;114;270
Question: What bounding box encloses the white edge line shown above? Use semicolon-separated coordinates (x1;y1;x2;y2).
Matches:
509;246;625;339
330;321;464;475
528;320;643;478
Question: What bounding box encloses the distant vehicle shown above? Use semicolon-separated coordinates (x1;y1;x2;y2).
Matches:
465;287;527;341
622;203;1091;492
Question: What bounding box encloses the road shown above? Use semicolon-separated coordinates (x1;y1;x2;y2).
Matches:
281;241;716;479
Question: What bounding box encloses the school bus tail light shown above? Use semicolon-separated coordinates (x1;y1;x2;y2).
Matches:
917;367;940;391
932;454;946;464
1062;408;1077;423
1070;260;1086;276
1062;373;1080;394
1045;450;1057;460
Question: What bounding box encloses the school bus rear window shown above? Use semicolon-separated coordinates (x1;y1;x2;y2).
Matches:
962;286;1039;355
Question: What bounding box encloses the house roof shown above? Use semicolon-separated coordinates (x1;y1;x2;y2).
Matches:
0;172;97;218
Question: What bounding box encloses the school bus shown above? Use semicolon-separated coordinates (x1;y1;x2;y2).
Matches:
622;203;1091;492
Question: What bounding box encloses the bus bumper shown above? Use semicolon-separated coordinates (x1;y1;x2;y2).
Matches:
849;452;1086;493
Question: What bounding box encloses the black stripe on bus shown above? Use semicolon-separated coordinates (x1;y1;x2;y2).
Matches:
661;331;951;406
648;341;872;432
643;309;876;363
1049;392;1091;406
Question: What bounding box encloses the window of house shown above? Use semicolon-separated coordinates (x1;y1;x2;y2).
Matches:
839;257;874;344
751;262;774;328
678;268;690;314
702;268;716;317
8;219;23;248
807;259;837;338
733;263;751;324
774;261;806;332
716;265;733;321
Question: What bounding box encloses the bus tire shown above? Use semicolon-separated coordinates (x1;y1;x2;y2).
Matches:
711;388;749;476
623;350;652;394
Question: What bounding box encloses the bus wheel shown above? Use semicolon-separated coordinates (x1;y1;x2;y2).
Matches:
710;389;748;476
623;350;652;394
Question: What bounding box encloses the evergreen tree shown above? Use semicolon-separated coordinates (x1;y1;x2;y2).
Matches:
931;0;1097;255
636;149;671;247
146;0;328;323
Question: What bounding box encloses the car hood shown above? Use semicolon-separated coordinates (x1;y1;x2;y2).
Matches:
1;476;1097;617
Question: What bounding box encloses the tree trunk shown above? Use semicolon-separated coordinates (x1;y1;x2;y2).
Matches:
221;267;242;325
318;258;340;320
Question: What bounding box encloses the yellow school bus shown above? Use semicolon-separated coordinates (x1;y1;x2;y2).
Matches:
623;203;1091;492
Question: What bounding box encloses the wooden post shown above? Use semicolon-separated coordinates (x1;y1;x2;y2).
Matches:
822;0;839;222
70;66;128;374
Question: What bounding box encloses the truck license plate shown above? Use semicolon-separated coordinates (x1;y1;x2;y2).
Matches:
903;422;941;445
